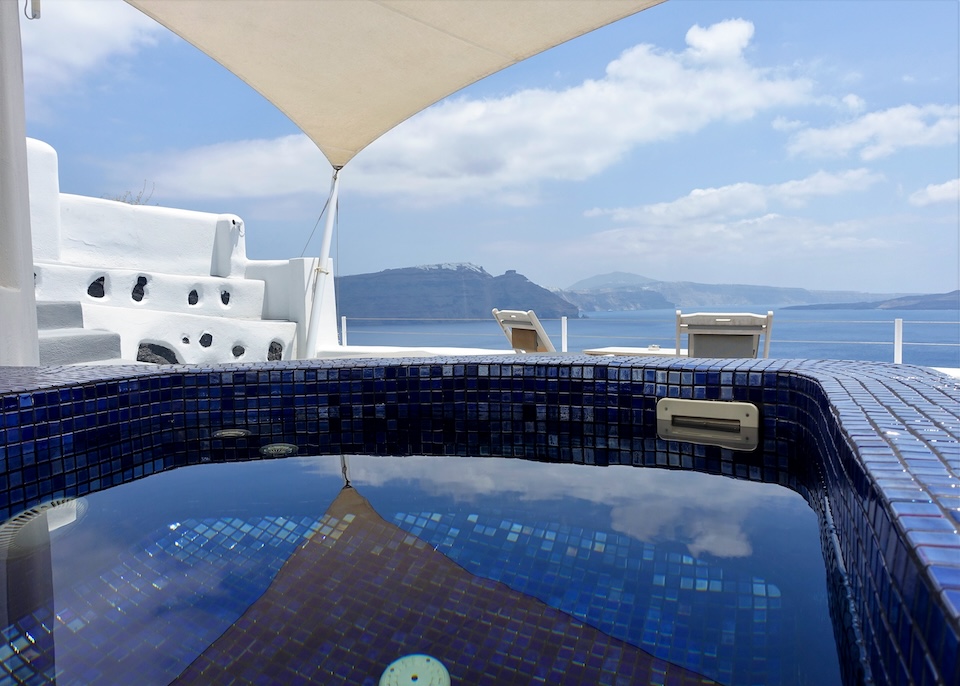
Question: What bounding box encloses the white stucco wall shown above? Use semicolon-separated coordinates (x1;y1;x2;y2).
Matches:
25;138;61;263
57;194;246;277
81;304;298;363
26;137;340;362
35;263;267;320
247;257;340;353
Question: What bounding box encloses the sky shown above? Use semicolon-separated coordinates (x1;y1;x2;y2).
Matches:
18;0;960;294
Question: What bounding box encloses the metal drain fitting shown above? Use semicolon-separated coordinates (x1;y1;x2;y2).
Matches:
259;443;298;457
212;428;252;438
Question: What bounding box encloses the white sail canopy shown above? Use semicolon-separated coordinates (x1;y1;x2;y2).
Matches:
125;0;665;168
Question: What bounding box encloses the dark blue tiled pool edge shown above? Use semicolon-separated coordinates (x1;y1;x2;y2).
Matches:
0;356;957;686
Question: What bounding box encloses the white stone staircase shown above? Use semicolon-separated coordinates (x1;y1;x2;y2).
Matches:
26;138;337;365
37;301;123;365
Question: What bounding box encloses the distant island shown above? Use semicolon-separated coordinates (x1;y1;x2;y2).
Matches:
561;272;906;311
335;264;579;319
335;264;951;318
783;290;960;311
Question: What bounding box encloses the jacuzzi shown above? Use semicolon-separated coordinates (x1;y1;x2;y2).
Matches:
0;356;957;685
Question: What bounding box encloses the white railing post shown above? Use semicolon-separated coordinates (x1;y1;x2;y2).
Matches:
561;316;568;352
894;318;903;364
341;315;348;346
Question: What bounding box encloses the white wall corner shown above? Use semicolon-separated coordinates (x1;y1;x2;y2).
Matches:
26;138;61;262
211;214;249;277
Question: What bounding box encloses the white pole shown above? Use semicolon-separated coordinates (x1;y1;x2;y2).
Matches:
0;1;40;365
303;168;341;358
340;315;347;346
561;316;568;352
894;318;903;364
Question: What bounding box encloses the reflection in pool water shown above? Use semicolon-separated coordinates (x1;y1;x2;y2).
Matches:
2;455;841;685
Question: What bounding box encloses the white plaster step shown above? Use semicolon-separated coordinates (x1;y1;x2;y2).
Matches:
36;300;84;330
38;328;122;365
35;263;267;319
80;304;298;364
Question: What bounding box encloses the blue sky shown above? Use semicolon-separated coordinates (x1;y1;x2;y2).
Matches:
19;0;960;294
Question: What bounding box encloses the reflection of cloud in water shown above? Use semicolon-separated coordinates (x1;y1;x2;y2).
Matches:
297;455;798;559
610;500;753;558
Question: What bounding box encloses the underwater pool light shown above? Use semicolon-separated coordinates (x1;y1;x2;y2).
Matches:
212;428;252;438
379;654;450;686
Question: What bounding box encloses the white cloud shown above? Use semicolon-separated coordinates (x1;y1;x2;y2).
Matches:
787;104;960;160
909;178;960;206
842;93;866;113
19;0;164;101
349;18;812;203
132;19;814;203
587;169;884;224
772;168;884;205
583;213;892;257
504;212;898;291
510;168;899;288
684;19;755;62
772;116;804;132
143;135;329;199
306;455;796;559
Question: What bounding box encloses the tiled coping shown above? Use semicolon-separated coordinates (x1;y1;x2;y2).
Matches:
0;356;957;686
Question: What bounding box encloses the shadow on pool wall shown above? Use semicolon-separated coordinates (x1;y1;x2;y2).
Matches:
0;356;957;686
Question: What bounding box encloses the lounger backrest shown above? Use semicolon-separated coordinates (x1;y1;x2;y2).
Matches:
676;311;774;359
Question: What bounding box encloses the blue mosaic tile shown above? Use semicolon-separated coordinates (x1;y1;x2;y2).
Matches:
0;357;957;684
0;514;322;685
391;509;787;686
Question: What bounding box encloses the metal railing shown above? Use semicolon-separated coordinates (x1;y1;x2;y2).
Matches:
337;315;960;366
772;318;960;365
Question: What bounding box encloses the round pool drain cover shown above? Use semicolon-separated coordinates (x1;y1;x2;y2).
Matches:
379;654;450;686
259;443;298;457
212;428;252;438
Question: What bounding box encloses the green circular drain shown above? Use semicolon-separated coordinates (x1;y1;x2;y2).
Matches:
259;443;298;457
379;654;450;686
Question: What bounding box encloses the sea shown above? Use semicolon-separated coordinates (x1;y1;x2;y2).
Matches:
340;308;960;368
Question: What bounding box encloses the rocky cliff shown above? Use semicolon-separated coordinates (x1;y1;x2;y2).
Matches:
335;264;580;319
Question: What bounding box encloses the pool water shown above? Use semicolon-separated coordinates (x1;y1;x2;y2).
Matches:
1;455;842;685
